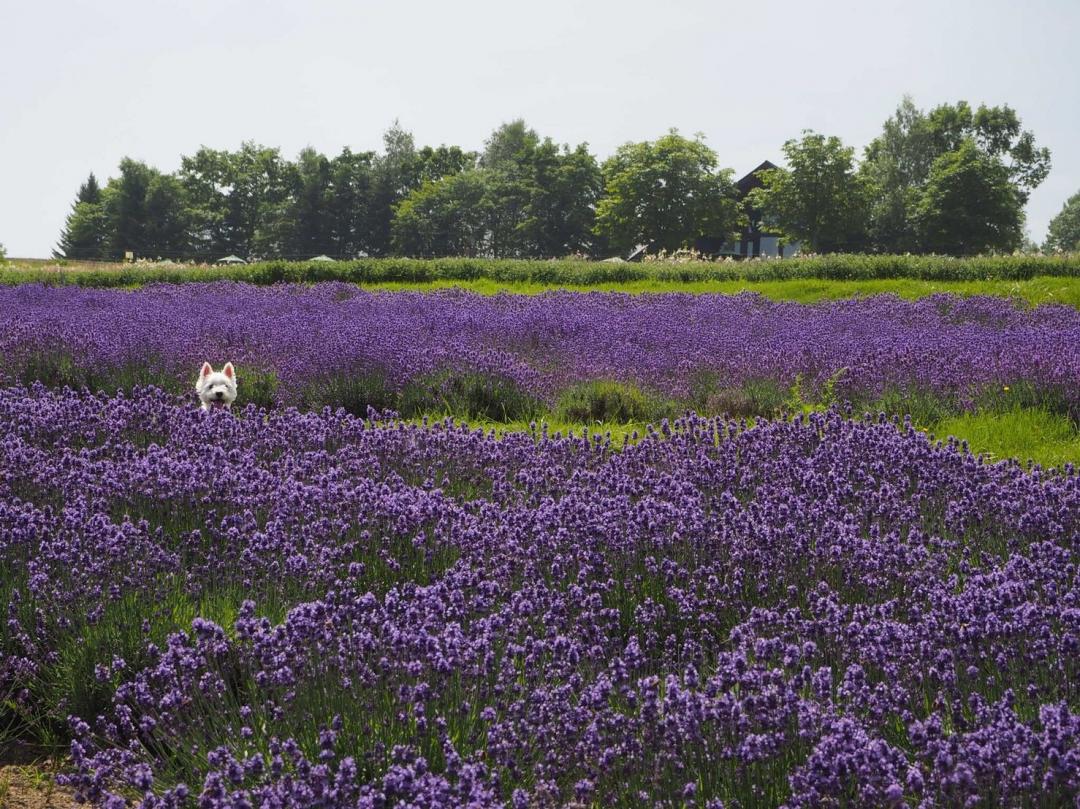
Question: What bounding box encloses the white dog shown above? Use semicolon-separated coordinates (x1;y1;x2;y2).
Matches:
196;362;237;411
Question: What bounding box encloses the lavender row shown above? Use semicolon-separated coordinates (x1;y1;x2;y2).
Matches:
1;283;1078;414
1;386;1077;806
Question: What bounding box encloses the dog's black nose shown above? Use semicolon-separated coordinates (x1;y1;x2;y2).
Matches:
215;391;224;399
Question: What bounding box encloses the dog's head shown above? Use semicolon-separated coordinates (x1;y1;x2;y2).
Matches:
196;362;238;410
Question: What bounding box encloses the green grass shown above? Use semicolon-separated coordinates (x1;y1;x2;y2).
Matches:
411;405;1080;470
409;416;651;446
6;253;1080;289
932;406;1080;469
7;256;1080;307
361;275;1080;307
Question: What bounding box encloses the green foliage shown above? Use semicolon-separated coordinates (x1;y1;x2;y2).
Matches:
912;139;1024;255
594;130;742;253
56;200;111;260
864;387;956;427
555;381;675;424
8;254;1080;290
479;120;603;258
55;161;194;261
391;171;491;257
55;173;107;259
927;101;1051;197
934;406;1080;469
367;123;475;256
400;369;542;421
860;97;1050;253
326;148;379;258
52;104;1053;262
689;372;788;419
179;142;294;259
748;131;869;253
392;120;602;259
779;368;849;417
103;158;191;259
253;147;334;258
1044;190;1080;253
232;366;279;411
368;122;423;257
297;371;395;417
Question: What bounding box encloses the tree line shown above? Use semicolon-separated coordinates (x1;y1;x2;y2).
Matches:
55;98;1080;261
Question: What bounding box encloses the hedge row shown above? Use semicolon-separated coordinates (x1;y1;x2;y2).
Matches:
4;253;1080;287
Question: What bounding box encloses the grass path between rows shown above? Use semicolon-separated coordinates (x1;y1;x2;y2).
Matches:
6;260;1080;307
431;406;1080;470
363;276;1080;307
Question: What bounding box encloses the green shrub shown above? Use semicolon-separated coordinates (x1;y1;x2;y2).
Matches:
555;380;675;424
6;352;180;395
297;370;395;417
400;369;542;421
973;380;1080;424
4;253;1080;289
863;387;956;427
690;372;789;419
233;367;279;411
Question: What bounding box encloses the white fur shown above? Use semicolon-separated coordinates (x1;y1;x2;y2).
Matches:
196;362;237;411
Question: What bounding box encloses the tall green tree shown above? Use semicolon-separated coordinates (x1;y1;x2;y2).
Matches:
861;97;1050;252
254;148;334;257
859;97;935;252
485;124;602;256
102;159;156;257
96;160;191;258
526;141;603;256
178;143;291;258
140;173;191;257
225;143;293;259
392;120;600;258
391;170;490;257
594;130;741;254
369;123;422;256
475;121;540;257
417;145;475;184
327;148;378;257
748;131;869;253
1044;190;1080;253
911;139;1023;255
55;173;110;259
178;147;234;257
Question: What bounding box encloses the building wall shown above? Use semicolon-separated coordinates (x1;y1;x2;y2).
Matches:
759;235;780;257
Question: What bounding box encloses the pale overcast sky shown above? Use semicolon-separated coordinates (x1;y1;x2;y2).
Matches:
2;0;1077;257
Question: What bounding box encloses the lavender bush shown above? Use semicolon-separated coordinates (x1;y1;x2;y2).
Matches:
1;385;1077;806
1;284;1078;420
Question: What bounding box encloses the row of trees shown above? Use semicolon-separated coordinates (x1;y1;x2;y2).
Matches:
56;99;1078;260
57;127;482;261
751;98;1055;254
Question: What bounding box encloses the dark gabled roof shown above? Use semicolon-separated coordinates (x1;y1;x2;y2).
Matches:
735;160;778;196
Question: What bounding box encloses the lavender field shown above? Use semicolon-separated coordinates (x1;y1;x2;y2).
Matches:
1;283;1079;424
0;387;1077;806
1;282;1079;807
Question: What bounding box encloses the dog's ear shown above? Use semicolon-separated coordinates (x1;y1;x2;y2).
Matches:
201;362;213;379
223;362;235;380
